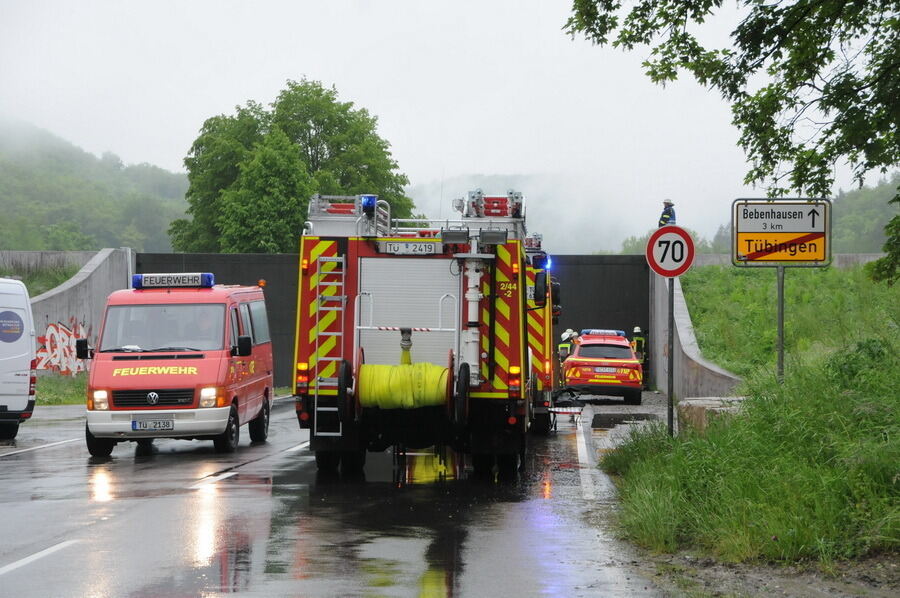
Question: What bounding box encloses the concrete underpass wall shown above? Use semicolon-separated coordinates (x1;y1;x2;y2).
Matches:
30;248;134;375
649;273;741;399
1;250;98;272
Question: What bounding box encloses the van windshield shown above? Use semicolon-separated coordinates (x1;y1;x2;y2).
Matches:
99;304;226;352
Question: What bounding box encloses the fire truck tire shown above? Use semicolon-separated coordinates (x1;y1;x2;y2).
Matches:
214;405;240;453
530;413;552;435
249;399;270;442
341;449;366;473
471;453;494;475
86;424;115;458
0;421;19;440
315;450;341;472
496;454;518;478
624;390;642;406
454;363;470;425
338;360;355;422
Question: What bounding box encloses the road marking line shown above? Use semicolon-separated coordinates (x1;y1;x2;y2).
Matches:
188;440;310;489
189;471;237;489
286;441;310;452
0;540;80;577
575;414;596;500
0;438;79;459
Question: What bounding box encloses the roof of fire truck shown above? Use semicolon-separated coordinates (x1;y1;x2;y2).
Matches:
303;190;530;241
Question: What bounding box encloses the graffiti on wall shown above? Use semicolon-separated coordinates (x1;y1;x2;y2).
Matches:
36;318;92;376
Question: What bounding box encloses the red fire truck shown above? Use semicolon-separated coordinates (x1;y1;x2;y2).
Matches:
524;234;557;434
292;190;549;475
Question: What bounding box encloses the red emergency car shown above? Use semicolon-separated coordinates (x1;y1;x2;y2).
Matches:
563;329;643;405
77;273;273;457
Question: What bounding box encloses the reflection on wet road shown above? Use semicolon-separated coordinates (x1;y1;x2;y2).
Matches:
0;400;662;596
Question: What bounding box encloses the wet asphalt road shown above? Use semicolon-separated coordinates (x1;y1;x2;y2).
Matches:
0;394;668;597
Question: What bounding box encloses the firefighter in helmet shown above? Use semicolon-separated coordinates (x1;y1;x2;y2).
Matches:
631;326;646;362
558;329;578;360
658;199;676;227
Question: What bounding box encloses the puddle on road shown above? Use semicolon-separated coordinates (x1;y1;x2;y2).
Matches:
591;412;657;429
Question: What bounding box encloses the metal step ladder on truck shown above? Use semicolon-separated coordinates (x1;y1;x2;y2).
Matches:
292;190;553;475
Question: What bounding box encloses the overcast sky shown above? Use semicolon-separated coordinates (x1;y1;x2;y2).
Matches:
0;1;865;252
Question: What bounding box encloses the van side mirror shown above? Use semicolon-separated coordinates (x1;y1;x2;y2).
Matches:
236;335;252;357
533;271;547;308
76;338;91;360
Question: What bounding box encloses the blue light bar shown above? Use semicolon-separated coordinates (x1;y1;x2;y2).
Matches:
133;273;215;289
581;328;627;337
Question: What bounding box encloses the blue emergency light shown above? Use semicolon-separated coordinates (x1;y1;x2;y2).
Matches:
545;256;553;270
360;194;377;217
133;272;215;289
581;328;627;337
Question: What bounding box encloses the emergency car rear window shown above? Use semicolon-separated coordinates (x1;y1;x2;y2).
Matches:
100;304;225;352
577;344;632;359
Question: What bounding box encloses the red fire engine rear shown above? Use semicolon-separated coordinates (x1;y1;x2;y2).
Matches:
292;191;549;475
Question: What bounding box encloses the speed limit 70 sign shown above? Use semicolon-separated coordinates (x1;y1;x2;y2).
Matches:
646;226;695;277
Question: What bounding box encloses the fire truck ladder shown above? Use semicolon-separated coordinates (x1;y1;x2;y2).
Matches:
313;254;346;438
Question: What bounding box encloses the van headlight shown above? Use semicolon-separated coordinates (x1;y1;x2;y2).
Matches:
199;387;218;408
92;390;109;410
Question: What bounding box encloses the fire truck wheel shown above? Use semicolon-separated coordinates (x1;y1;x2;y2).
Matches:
249;399;270;443
341;449;366;473
338;360;355;422
530;413;552;435
471;453;494;475
214;405;240;453
315;450;341;472
454;363;470;425
0;421;19;440
496;454;518;478
624;390;642;406
85;424;115;458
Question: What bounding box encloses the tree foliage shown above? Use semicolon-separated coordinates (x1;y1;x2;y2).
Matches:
0;120;187;252
566;0;900;282
620;226;713;254
171;79;414;253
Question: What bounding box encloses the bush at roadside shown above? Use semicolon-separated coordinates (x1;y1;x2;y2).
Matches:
602;336;899;563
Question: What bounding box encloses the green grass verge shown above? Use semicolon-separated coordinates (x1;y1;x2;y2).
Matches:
0;264;79;297
37;372;87;405
679;265;900;377
604;265;900;564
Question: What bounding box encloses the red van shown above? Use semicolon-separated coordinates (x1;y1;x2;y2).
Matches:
77;273;274;457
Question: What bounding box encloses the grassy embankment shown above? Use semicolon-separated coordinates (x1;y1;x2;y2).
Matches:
602;265;899;564
0;263;77;297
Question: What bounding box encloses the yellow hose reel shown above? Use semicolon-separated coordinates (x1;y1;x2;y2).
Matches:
355;328;451;410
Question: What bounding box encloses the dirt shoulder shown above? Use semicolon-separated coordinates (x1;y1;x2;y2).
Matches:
640;551;899;598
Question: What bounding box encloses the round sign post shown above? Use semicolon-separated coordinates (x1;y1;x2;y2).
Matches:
645;226;695;436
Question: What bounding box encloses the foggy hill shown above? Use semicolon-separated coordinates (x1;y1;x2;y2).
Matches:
0;118;187;252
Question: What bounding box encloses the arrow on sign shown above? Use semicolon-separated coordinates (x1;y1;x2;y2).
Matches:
808;208;819;228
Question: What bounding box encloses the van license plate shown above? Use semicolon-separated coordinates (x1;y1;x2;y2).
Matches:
594;367;616;373
132;419;174;431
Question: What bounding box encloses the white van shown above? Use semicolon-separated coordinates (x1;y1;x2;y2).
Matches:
0;278;36;439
